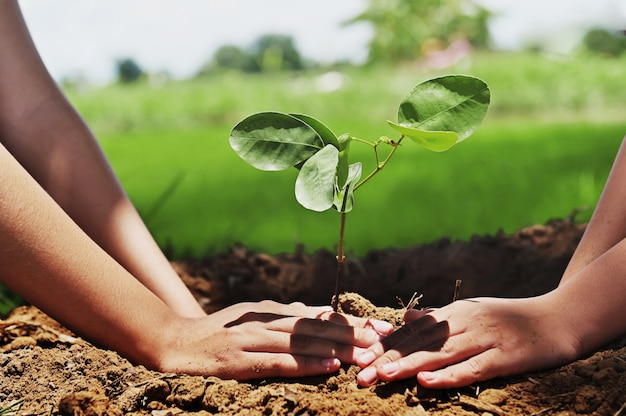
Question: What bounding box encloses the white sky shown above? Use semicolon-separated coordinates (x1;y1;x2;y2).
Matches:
17;0;626;82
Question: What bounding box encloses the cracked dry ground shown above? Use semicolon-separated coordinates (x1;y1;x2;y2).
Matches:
2;219;626;415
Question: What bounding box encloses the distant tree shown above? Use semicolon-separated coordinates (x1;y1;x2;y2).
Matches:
345;0;490;64
582;28;626;57
250;34;304;71
116;58;143;83
212;45;260;72
198;34;305;76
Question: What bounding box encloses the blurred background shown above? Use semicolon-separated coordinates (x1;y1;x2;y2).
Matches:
13;0;626;262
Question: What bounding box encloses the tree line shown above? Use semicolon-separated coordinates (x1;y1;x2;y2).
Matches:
116;0;626;83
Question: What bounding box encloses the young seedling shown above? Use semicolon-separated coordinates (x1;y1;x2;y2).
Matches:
229;74;490;311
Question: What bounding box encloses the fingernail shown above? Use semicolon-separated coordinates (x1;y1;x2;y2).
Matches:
370;319;394;334
358;367;378;385
419;371;438;382
381;362;399;375
357;351;376;366
321;358;340;370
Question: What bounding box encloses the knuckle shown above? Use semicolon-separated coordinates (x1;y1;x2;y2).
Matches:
258;299;278;309
316;310;333;320
311;318;333;333
440;338;458;356
289;301;306;308
465;356;486;380
375;352;401;368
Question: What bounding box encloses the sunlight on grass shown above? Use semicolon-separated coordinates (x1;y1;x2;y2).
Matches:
98;120;624;257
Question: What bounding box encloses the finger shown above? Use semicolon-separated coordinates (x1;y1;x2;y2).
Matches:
416;349;503;389
273;315;386;348
356;314;444;368
359;330;493;387
235;321;371;364
226;353;343;380
233;302;395;337
356;323;449;387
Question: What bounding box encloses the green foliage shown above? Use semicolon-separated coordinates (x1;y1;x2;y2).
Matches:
252;34;304;71
211;45;259;72
116;58;143;83
346;0;490;63
202;34;303;74
0;285;23;317
0;399;23;415
68;51;626;135
230;112;326;171
389;75;490;150
583;28;626;57
230;75;490;214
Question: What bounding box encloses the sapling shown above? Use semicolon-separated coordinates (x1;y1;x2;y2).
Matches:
229;74;490;311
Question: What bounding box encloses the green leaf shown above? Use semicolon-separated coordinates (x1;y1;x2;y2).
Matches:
230;112;324;171
333;162;362;213
295;144;339;212
290;114;339;148
387;121;458;152
389;75;490;151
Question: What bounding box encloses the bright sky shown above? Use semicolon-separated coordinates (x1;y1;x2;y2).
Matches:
18;0;626;82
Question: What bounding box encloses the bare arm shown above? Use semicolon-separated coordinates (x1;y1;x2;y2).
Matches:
0;0;203;317
561;137;626;283
0;142;176;365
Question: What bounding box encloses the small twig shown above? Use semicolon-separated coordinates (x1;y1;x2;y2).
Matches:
456;395;504;416
527;376;541;385
452;279;462;302
403;292;423;310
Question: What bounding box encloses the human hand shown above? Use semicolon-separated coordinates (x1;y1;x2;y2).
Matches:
154;300;394;380
356;295;581;388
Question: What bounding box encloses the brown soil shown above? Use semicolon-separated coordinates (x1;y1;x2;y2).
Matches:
2;219;626;415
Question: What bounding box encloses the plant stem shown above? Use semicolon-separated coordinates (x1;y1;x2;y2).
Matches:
332;211;347;312
354;135;404;191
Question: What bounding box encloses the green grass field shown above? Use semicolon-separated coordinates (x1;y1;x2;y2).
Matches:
67;51;626;258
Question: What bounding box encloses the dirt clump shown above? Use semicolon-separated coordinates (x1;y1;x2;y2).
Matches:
2;219;626;415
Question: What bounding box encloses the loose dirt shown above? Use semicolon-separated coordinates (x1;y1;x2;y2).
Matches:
2;219;626;415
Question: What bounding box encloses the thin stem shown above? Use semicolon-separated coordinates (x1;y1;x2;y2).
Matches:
331;135;403;310
453;279;462;302
354;135;404;191
332;211;347;312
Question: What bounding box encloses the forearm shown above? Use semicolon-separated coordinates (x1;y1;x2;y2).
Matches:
0;145;180;366
561;135;626;283
2;95;203;317
0;0;203;317
551;236;626;355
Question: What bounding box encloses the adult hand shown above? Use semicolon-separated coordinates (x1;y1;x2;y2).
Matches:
356;294;581;388
155;300;395;380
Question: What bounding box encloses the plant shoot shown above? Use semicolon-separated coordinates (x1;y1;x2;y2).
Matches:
229;75;491;310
